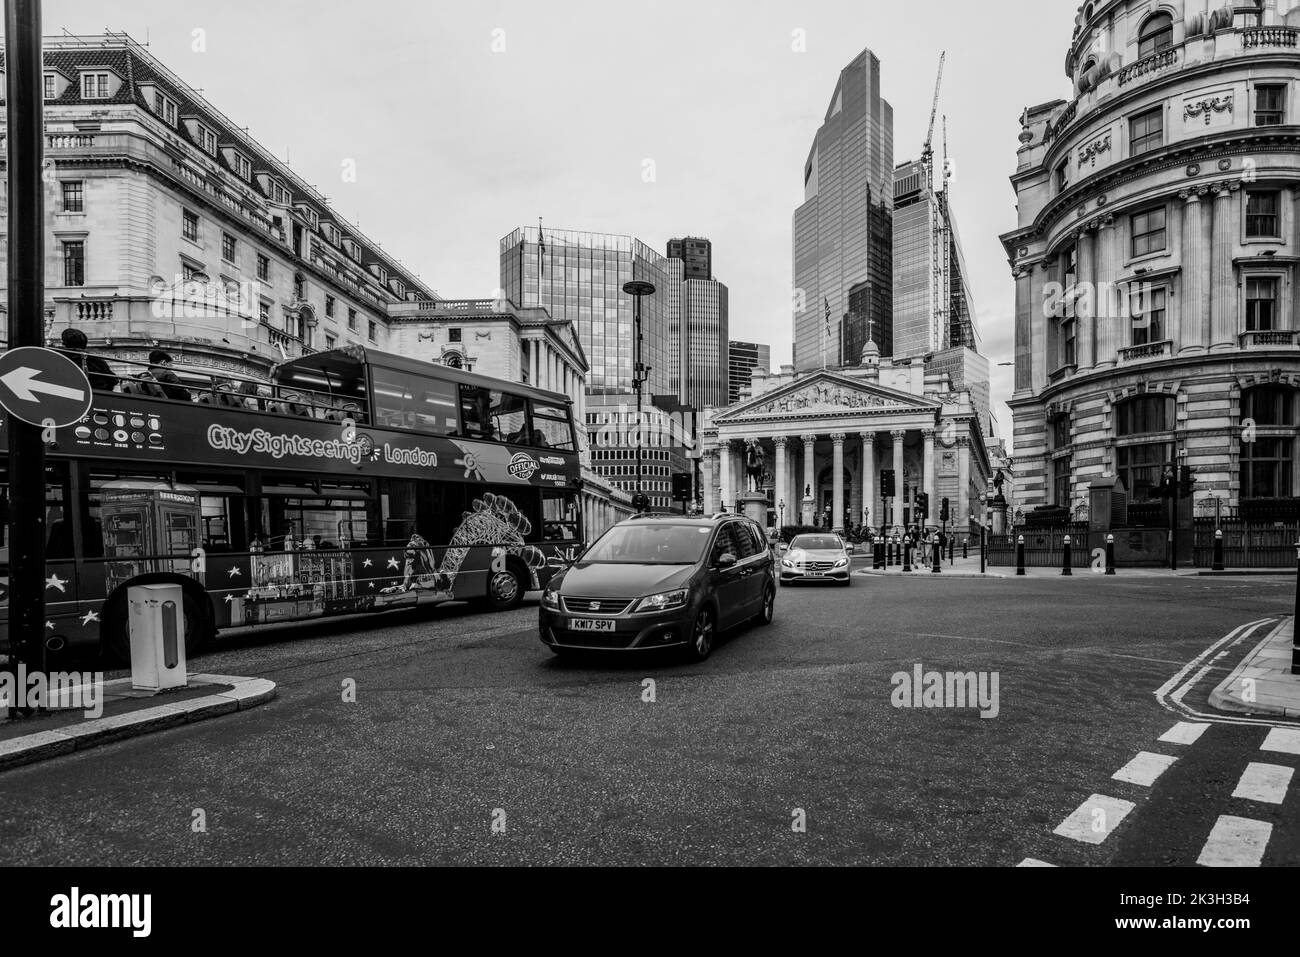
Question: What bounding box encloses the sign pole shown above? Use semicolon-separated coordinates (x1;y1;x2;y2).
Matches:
5;0;48;695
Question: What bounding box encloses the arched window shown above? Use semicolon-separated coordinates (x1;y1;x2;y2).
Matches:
1241;387;1296;498
1138;13;1173;58
1242;385;1296;426
1116;395;1176;500
443;351;463;369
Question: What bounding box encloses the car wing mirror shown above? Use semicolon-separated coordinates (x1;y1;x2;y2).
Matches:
716;552;737;567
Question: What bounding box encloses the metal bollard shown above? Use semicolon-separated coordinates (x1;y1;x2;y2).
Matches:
903;536;912;573
1292;540;1299;676
1062;534;1073;576
1212;529;1225;572
1016;534;1026;576
963;538;968;560
1105;533;1116;576
931;533;942;574
873;540;883;570
948;537;954;564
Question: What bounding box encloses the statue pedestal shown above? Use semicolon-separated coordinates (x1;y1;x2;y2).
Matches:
740;492;768;529
801;496;815;527
990;494;1009;535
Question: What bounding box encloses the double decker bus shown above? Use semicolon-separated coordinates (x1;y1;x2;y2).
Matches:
0;344;584;663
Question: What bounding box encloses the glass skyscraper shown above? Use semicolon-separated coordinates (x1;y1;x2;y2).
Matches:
728;340;771;404
793;47;895;371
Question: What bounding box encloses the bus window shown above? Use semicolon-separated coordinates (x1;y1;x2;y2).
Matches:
493;392;529;444
458;385;495;440
413;378;458;434
541;490;580;542
264;481;371;550
372;369;414;430
530;401;575;451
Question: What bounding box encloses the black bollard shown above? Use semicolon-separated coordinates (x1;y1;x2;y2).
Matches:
1016;534;1026;576
1292;540;1299;675
931;534;941;574
873;540;883;570
1105;533;1116;576
963;537;968;560
1062;534;1073;576
948;537;954;564
1212;529;1225;572
903;536;913;573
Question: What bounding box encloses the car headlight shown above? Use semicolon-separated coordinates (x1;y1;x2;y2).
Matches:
833;558;848;568
633;589;688;613
781;559;795;568
542;589;561;610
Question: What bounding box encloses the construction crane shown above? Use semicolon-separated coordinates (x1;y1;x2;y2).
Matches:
920;51;946;191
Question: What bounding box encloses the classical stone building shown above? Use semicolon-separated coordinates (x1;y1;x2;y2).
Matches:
0;35;439;381
701;341;990;534
1001;2;1300;520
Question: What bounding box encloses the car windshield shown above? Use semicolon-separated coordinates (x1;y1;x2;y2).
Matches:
583;523;711;564
790;535;842;551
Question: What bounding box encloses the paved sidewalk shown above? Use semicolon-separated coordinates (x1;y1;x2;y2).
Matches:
856;551;1293;579
1210;618;1300;719
0;672;276;771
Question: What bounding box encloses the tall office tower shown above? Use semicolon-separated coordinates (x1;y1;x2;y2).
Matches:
727;340;771;405
500;226;680;398
667;237;713;281
793;47;895;371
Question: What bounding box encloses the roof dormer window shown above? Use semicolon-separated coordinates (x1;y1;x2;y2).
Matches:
195;124;217;156
231;152;251;181
153;91;178;127
44;73;58;100
80;71;112;99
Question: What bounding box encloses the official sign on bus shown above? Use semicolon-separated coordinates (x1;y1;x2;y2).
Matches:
0;346;94;428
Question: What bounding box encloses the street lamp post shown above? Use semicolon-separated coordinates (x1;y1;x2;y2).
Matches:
622;280;656;513
779;499;786;530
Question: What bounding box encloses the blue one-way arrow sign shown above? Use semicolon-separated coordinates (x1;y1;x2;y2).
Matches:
0;346;94;428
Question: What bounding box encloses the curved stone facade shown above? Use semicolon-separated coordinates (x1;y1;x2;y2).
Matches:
1002;1;1300;518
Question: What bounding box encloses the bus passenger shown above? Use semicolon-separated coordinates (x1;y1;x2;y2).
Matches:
148;350;192;402
56;327;118;391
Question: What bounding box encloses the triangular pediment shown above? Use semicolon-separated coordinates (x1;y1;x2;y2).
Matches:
716;370;939;423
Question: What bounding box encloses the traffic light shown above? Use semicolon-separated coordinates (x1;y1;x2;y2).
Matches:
671;472;692;501
939;497;950;522
881;469;896;498
632;492;651;513
1179;465;1196;496
915;491;929;519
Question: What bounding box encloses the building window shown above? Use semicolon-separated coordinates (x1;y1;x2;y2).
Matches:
1062;318;1077;367
256;254;270;282
1246;277;1279;331
1255;84;1286;126
449;327;462;343
1243;385;1296;426
1117;442;1171;501
1055;160;1069;193
182;261;203;282
347;308;358;332
221;233;237;263
183;210;199;243
232;153;252;181
1053;457;1072;507
196;125;217;155
367;320;378;342
1117;395;1175;436
1130;285;1166;345
325;295;336;319
1130;206;1167;257
1129;106;1164;157
43;74;57;99
325;334;337;350
1061;244;1078;289
81;72;111;99
1246;191;1280;238
294;274;306;300
1242;437;1294;498
259;301;271;324
62;241;85;287
1137;13;1173;58
61;181;84;213
153;92;177;126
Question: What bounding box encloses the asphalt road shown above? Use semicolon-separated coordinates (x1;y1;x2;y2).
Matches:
0;568;1295;866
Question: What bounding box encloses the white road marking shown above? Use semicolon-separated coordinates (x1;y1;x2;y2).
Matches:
1053;794;1135;845
1112;752;1179;787
1232;763;1294;805
1017;858;1056;867
1197;816;1272;867
1261;727;1300;756
1159;722;1210;746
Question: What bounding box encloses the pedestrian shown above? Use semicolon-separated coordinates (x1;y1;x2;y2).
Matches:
55;327;117;391
148;350;191;401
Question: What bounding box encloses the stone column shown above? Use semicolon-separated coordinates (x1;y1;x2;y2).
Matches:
1094;216;1118;368
1210;181;1239;351
801;433;817;525
718;441;733;512
831;433;846;533
773;436;789;528
957;436;971;531
731;442;745;509
701;449;717;514
1076;226;1096;370
1178;188;1207;354
922;428;936;527
891;429;905;530
849;441;863;530
1292;185;1300;331
861;431;877;530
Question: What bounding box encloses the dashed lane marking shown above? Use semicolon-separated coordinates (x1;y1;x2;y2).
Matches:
1261;727;1300;756
1232;763;1294;806
1197;816;1272;867
1158;721;1211;745
1112;751;1179;787
1053;794;1135;845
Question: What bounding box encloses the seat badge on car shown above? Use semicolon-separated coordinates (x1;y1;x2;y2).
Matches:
589;601;601;612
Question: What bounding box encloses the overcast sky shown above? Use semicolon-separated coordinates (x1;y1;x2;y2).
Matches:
43;0;1081;435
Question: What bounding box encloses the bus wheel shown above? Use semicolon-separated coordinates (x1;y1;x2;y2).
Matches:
485;567;524;611
103;591;208;667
